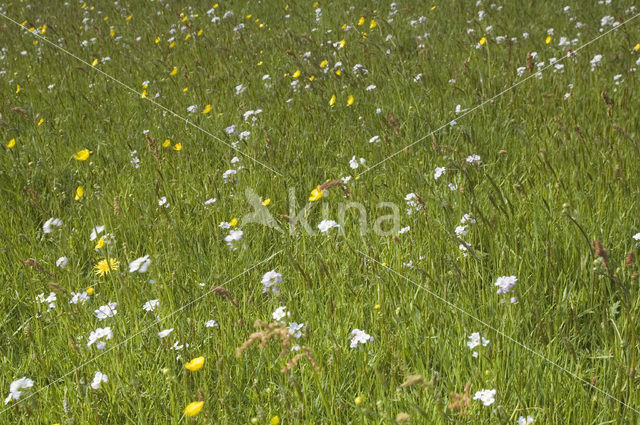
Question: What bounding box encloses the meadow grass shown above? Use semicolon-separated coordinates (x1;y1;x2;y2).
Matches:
1;0;640;423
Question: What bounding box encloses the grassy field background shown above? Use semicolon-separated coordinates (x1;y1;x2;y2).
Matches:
1;0;640;423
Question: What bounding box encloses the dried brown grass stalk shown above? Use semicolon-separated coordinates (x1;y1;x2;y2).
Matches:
594;241;609;270
210;285;239;307
626;250;634;268
448;382;472;416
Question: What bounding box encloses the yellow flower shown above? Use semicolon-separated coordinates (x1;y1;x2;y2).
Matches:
161;368;169;374
185;356;205;371
94;237;104;250
320;59;328;68
125;15;132;21
309;75;315;81
169;41;175;48
374;304;381;310
7;138;15;149
257;60;263;66
262;198;271;206
329;94;336;107
355;396;363;405
75;186;84;200
141;89;147;99
346;95;354;106
339;39;346;48
292;69;301;78
155;36;161;44
635;43;640;51
229;218;238;226
37;118;44;126
545;35;552;44
16;84;20;93
94;258;119;276
182;87;188;93
41;24;47;33
202;104;212;114
73;149;90;161
170;66;178;76
163;139;171;148
335;69;342;76
110;28;115;37
270;416;280;425
86;287;94;295
185;34;190;40
309;186;323;202
173;143;182;151
213;3;219;8
479;37;486;45
91;58;98;66
197;29;203;36
369;19;377;29
184;401;204;417
358;16;365;26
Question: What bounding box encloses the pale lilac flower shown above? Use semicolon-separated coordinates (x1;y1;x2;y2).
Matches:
517;416;534;425
87;327;113;350
350;329;373;348
56;256;68;268
42;217;63;234
473;388;496;406
455;225;468;237
272;306;289;321
495;276;517;294
69;291;89;305
90;225;105;241
94;302;117;320
158;328;174;338
90;371;108;389
4;377;34;404
466;154;481;165
143;299;159;312
434;167;446;180
467;332;490;350
129;255;151;273
262;270;282;293
224;229;243;250
288;322;304;338
318;219;340;233
205;319;218;328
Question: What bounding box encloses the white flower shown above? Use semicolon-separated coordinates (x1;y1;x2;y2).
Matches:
90;371;108;389
204;197;217;207
56;256;68;268
365;84;376;91
466;154;481;165
517;416;534;425
273;306;290;321
495;276;517;294
90;225;105;241
224;229;243;250
187;105;198;113
262;270;282;293
87;327;113;349
42;217;63;234
94;302;117;320
368;135;380;144
129;255;152;273
235;84;247;95
318;219;340;233
434;167;446;180
158;196;170;208
633;233;640;241
69;291;89;305
158;328;174;338
205;319;218;328
473;388;496;406
4;377;34;404
590;54;603;70
467;332;490;350
143;299;159;312
398;226;410;234
225;125;237;135
350;328;373;348
36;292;56;311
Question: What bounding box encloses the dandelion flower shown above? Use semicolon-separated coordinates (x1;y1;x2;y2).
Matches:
184;401;204;416
94;258;119;276
292;69;301;78
479;37;487;45
7;138;15;149
202;104;212;114
270;416;280;425
346;95;354;106
74;186;84;200
309;186;323;202
355;396;363;405
73;149;90;161
185;356;205;371
170;66;178;76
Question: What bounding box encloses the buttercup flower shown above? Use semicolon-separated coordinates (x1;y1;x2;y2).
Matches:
185;356;205;371
184;401;204;416
73;149;90;161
